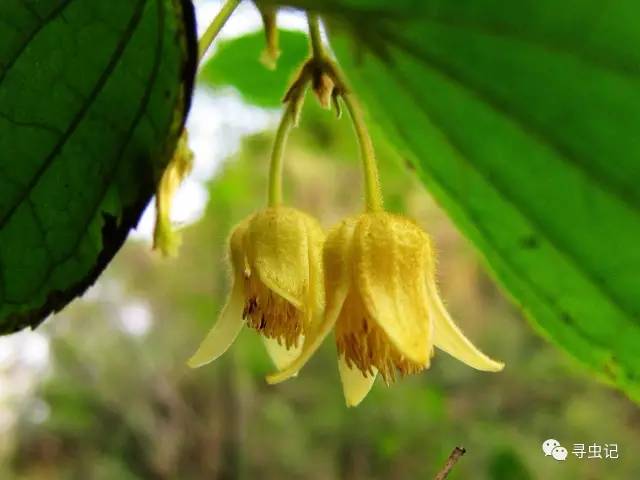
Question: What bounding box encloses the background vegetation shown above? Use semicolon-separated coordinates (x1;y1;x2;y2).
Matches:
1;99;638;479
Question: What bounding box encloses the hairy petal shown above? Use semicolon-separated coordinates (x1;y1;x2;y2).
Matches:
355;213;432;366
428;277;504;372
267;217;356;384
302;214;326;332
229;217;251;275
247;207;317;309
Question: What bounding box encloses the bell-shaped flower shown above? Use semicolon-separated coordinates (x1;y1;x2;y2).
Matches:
188;207;325;371
268;212;503;406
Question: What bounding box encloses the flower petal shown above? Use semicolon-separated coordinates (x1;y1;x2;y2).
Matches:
187;280;245;368
355;213;432;366
229;217;251;275
266;217;356;384
262;336;303;371
247;208;322;309
427;278;504;372
338;356;377;407
302;214;326;331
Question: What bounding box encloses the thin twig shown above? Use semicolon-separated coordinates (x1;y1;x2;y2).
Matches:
434;446;466;480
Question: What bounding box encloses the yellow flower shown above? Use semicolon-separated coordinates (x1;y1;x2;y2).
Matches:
153;131;193;257
188;207;325;370
268;212;504;406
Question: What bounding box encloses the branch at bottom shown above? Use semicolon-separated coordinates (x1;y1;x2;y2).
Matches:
434;446;466;480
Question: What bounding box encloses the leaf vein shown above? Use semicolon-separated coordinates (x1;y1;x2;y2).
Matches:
23;0;166;301
383;61;639;323
0;0;147;230
381;94;634;383
0;0;75;84
381;29;640;211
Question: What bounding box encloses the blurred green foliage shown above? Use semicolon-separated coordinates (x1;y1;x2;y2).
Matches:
2;99;639;479
199;29;309;107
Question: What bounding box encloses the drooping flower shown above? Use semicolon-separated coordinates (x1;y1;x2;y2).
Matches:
268;211;504;406
188;207;324;370
153;131;194;257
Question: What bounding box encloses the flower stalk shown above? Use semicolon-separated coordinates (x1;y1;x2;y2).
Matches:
341;93;384;212
267;103;295;207
307;13;324;61
198;0;241;62
306;14;383;212
267;61;312;206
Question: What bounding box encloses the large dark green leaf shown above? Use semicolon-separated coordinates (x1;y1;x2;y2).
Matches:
256;0;640;401
0;0;197;334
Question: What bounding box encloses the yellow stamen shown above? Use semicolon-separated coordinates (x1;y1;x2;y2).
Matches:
243;274;303;349
336;290;427;384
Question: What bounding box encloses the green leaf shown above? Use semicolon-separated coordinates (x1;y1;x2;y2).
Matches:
199;29;309;107
0;0;197;334
266;1;640;401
